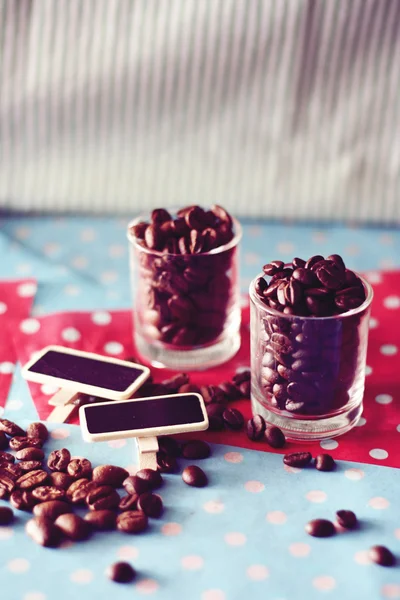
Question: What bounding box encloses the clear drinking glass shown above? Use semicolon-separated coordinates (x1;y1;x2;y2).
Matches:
249;273;373;441
127;213;242;370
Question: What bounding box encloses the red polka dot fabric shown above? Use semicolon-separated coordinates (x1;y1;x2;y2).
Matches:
13;272;400;467
0;279;37;406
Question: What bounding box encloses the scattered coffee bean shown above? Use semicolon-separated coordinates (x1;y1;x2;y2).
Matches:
135;469;163;491
178;383;201;394
218;382;242;402
16;469;48;490
0;418;25;437
283;452;312;468
315;454;336;472
49;472;74;490
246;415;266;441
336;510;358;529
158;436;181;458
201;385;226;405
86;485;120;511
0;462;22;480
67;458;92;480
137;492;163;518
26;516;62;547
119;493;139;511
222;408;244;430
10;490;38;512
264;425;286;448
123;476;147;496
92;465;130;488
27;422;49;442
84;510;117;531
156;452;179;474
54;513;91;541
0;472;15;493
33;500;72;521
66;478;98;505
9;436;43;451
18;461;43;472
32;486;66;502
305;519;336;538
16;447;45;461
0;451;14;464
368;545;396;567
206;404;225;431
0;432;8;450
106;562;136;584
182;440;211;460
116;511;148;534
0;506;14;525
182;465;208;488
47;449;71;472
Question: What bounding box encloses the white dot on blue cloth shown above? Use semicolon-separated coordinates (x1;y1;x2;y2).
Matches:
23;593;47;600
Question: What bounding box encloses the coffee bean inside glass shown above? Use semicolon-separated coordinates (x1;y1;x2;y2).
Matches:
127;206;242;370
249;256;373;441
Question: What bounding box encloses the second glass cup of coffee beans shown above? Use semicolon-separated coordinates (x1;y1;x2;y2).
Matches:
127;205;242;369
249;255;373;441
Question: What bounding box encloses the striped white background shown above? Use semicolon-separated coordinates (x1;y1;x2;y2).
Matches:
0;0;399;223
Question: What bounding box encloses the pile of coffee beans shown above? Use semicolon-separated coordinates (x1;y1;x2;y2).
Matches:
254;255;370;416
0;417;210;583
305;510;396;566
129;205;239;347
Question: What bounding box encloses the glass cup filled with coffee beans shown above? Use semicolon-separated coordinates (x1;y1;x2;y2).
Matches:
249;254;373;441
127;205;242;369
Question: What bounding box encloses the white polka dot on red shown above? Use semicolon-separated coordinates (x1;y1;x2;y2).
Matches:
369;448;389;460
0;301;7;314
320;439;338;450
375;394;393;405
384;296;400;309
20;319;40;334
104;341;124;355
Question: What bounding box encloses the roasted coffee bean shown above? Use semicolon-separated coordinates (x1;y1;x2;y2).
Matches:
162;374;189;394
305;519;336;538
0;506;14;524
0;432;8;450
32;486;66;502
232;369;251;386
305;254;324;269
33;500;72;520
206;404;225;431
66;478;98;505
158;436;181;458
263;261;284;276
178;383;201;394
27;422;49;442
67;458;92;479
151;208;171;225
26;516;62;547
292;257;306;269
316;261;345;290
16;447;45;461
47;448;71;472
130;221;148;239
106;562;136;584
315;454;336;472
92;465;129;488
0;418;25;437
0;451;14;464
135;469;163;491
9;436;43;451
87;485;120;511
264;425;286;448
49;472;74;490
218;381;242;401
54;513;91;541
222;407;244;430
368;545;396;567
0;486;9;499
182;465;208;488
119;493;139;511
137;492;163;518
182;440;211;460
116;510;148;534
123;476;146;496
16;469;48;490
336;510;358;529
201;385;226;405
84;509;117;531
283;452;312;468
0;472;16;494
246;415;266;441
10;490;38;511
0;462;22;480
327;254;346;270
156;451;179;474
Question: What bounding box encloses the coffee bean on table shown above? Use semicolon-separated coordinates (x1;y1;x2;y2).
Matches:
0;506;14;524
156;452;179;474
9;437;43;451
47;448;71;472
201;385;226;405
182;440;211;460
182;465;208;488
49;472;74;490
0;451;14;464
16;447;45;461
158;436;181;458
33;500;72;520
86;485;120;511
0;419;25;437
92;465;129;487
315;454;336;472
67;458;92;479
0;432;8;450
0;473;15;494
54;513;91;541
27;422;49;442
305;519;336;538
10;490;38;512
178;383;201;394
135;469;163;490
222;408;244;430
26;516;62;547
84;510;117;531
106;562;136;584
206;404;225;431
264;425;286;448
32;486;66;502
66;478;97;504
116;511;148;534
283;452;312;468
246;415;266;441
18;461;43;472
336;510;358;529
218;382;242;401
0;462;22;480
119;494;139;511
137;493;163;518
16;469;48;490
123;476;147;496
368;545;396;567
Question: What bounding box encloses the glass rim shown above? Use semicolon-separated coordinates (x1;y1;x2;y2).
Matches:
249;271;374;320
126;210;242;257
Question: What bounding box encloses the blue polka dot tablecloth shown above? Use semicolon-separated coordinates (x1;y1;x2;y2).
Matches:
0;215;400;600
